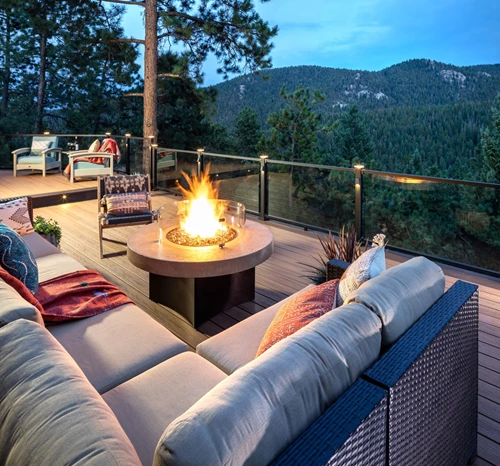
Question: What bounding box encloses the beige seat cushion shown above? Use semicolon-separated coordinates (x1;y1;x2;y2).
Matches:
0;319;141;466
37;252;86;283
196;285;314;374
22;232;61;259
104;352;227;466
156;302;382;466
346;256;445;345
48;303;188;394
0;277;44;326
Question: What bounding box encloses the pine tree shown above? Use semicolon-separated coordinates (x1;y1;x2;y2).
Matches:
332;105;374;167
233;107;262;156
477;95;500;182
102;0;277;173
258;85;331;164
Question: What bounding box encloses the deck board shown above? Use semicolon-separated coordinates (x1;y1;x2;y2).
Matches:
30;192;500;465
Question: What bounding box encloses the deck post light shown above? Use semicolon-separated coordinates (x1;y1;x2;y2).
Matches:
259;155;269;221
353;164;365;240
43;131;50;135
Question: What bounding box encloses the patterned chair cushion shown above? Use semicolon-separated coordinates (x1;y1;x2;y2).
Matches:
256;279;339;357
31;139;52;155
0;224;38;295
102;175;148;195
102;213;154;226
105;192;150;217
337;246;386;306
0;197;34;236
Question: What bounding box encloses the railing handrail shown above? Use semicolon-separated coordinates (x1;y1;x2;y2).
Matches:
3;133;146;142
364;169;500;190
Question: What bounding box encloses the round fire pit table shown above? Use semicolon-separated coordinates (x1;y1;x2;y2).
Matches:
127;220;274;327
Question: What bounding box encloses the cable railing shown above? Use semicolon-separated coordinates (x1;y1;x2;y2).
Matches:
2;134;499;277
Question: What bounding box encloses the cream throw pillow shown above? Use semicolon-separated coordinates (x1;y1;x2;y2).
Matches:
337;246;386;305
88;139;101;152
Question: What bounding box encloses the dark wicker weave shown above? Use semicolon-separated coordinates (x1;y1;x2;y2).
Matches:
326;259;350;281
272;379;387;466
365;280;479;466
0;196;34;224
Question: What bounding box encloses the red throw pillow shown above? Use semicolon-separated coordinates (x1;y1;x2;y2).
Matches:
0;266;44;315
256;279;339;357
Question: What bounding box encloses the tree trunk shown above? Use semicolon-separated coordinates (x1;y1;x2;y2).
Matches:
1;10;12;114
34;31;47;134
143;0;158;176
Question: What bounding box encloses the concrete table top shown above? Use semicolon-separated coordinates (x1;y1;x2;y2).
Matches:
127;220;274;279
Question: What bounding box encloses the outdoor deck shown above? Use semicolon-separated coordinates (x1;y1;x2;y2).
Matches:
0;169;96;198
0;180;496;465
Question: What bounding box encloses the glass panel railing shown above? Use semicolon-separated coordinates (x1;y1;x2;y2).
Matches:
204;155;260;213
156;150;196;191
363;173;500;272
267;163;355;231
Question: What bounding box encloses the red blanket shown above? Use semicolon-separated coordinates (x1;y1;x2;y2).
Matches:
37;270;133;322
63;138;121;178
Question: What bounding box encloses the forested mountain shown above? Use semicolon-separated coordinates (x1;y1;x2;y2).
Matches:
212;59;500;128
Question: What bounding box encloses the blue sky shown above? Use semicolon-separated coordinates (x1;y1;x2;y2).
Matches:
122;0;500;86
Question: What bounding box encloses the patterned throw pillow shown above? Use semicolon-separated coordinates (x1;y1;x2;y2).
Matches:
256;279;339;357
0;197;34;236
31;140;52;155
88;139;101;152
0;224;38;295
337;246;386;306
105;192;150;217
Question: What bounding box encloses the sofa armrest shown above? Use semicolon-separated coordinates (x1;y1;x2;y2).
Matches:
364;280;478;466
272;378;387;465
326;258;350;281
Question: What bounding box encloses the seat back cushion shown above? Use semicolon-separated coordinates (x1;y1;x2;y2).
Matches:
346;256;445;346
31;136;58;155
155;302;382;466
0;319;141;466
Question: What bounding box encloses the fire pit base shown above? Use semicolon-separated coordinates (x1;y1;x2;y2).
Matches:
150;268;255;327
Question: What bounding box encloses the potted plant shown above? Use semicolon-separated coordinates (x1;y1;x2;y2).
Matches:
302;226;387;285
33;216;62;248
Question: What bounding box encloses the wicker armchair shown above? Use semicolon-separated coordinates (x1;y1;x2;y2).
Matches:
97;174;155;259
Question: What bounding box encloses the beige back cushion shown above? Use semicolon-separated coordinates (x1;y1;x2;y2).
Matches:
0;277;44;326
346;256;445;345
0;319;141;466
155;302;382;466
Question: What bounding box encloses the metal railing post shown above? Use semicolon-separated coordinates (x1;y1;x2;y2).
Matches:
259;155;269;220
151;143;158;189
354;164;364;240
197;148;205;178
125;133;131;175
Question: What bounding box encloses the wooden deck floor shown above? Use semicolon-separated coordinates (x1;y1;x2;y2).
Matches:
33;192;500;465
0;169;96;198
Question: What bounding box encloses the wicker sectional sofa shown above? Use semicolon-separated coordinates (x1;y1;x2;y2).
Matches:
0;198;478;465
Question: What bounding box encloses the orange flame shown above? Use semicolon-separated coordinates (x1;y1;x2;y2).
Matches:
177;163;227;238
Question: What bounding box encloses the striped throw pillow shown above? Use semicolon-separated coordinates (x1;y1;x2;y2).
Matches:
105;192;150;217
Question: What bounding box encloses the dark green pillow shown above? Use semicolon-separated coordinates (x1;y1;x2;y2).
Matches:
0;224;38;295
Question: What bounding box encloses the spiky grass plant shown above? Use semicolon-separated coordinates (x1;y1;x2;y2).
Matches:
301;225;366;285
